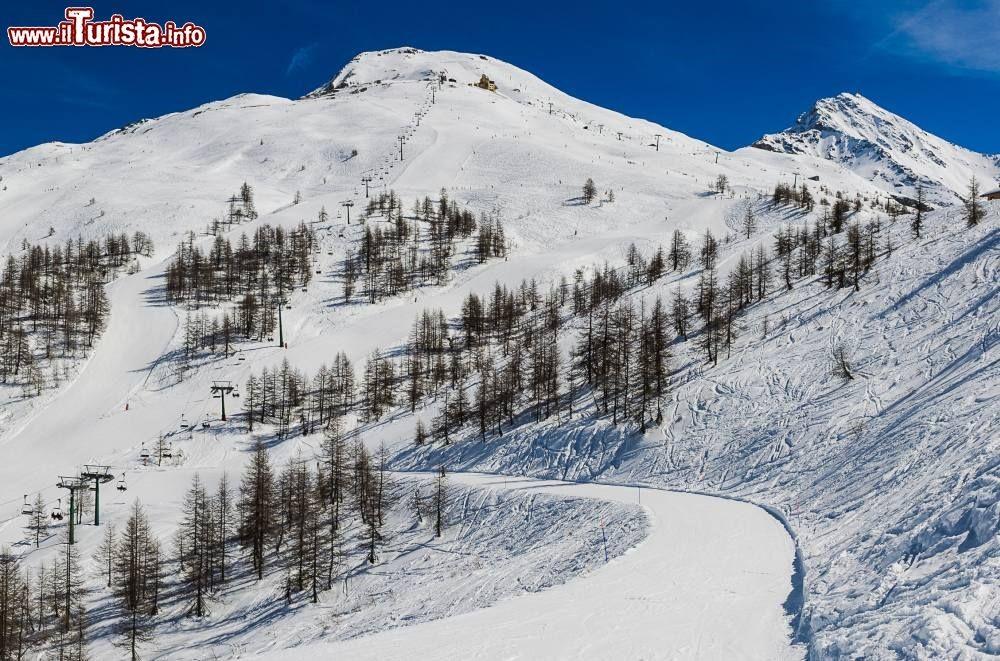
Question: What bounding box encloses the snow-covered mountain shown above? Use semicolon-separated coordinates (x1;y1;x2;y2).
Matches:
751;92;1000;205
0;47;996;661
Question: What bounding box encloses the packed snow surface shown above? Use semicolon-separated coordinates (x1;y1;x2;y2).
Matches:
256;473;798;661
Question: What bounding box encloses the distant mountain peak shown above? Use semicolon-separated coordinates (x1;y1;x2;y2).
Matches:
751;93;999;204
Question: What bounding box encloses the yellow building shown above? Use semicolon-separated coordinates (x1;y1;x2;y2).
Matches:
472;74;496;92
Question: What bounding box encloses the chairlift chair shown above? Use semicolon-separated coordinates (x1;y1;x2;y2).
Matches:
139;444;150;460
51;499;64;521
116;474;127;492
162;443;173;458
21;495;32;516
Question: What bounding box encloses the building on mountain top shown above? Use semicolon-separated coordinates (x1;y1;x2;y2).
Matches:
472;74;497;92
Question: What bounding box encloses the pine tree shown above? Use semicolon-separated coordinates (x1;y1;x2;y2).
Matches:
966;177;984;227
95;524;116;588
434;473;447;538
214;473;233;585
582;178;597;204
239;441;275;580
177;474;211;617
741;202;756;239
911;184;926;239
0;548;34;661
113;501;158;661
28;493;47;548
668;230;690;272
670;287;689;340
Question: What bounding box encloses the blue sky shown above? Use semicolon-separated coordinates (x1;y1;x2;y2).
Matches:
2;0;998;157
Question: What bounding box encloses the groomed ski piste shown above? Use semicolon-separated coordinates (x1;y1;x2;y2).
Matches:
0;47;996;659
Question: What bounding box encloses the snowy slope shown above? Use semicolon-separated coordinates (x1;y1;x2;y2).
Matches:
0;46;995;660
401;206;1000;658
257;474;798;661
749;92;1000;205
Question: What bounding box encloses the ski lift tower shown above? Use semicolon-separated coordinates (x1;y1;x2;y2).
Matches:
79;465;114;526
341;200;354;225
211;381;235;421
55;475;89;544
274;295;287;347
361;175;372;198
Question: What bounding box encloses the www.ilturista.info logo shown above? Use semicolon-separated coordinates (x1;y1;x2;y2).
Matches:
8;7;206;48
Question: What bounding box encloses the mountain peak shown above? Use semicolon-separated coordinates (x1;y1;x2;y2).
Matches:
304;47;516;98
751;92;999;204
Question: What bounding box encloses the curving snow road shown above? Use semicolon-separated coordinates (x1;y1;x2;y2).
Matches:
257;473;801;661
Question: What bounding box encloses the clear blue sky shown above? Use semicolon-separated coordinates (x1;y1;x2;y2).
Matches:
2;0;998;157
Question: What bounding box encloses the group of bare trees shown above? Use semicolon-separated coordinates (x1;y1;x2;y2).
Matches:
165;223;316;307
210;182;259;235
772;182;815;211
346;189;507;305
236;433;444;599
243;243;678;447
0;232;151;396
244;355;354;438
689;228;769;365
0;533;88;661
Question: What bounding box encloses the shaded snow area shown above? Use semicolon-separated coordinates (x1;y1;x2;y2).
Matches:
0;46;995;659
